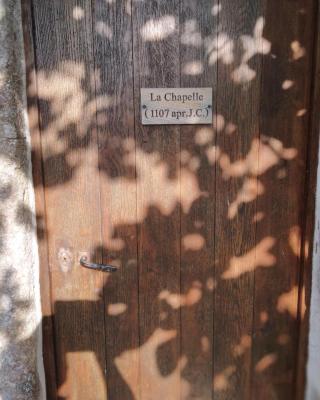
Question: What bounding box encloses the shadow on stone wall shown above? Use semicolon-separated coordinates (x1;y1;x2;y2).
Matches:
0;0;318;399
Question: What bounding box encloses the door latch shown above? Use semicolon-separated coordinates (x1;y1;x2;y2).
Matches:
80;256;117;273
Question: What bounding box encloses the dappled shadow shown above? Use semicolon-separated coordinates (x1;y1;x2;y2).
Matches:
14;0;318;399
44;202;305;399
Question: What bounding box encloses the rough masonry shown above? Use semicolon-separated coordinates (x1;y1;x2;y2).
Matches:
0;0;45;399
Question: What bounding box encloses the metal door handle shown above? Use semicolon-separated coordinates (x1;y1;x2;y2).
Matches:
80;256;117;272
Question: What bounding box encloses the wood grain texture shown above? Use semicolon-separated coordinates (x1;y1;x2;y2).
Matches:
21;1;58;398
252;0;317;399
214;2;263;399
295;1;320;399
31;1;107;398
92;0;140;398
25;0;319;398
179;1;217;399
132;1;182;399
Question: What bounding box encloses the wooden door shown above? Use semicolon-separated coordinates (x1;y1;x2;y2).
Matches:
23;0;318;399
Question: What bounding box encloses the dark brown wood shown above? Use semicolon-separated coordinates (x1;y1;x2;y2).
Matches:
132;1;182;399
252;0;317;399
295;2;320;398
21;1;58;398
179;1;217;399
214;2;263;399
92;0;140;398
23;0;319;398
31;1;108;398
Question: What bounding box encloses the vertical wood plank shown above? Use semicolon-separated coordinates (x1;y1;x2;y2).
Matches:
31;1;107;398
179;1;217;399
296;3;320;398
252;0;318;399
26;0;318;398
214;1;263;399
132;2;182;399
92;0;140;398
21;1;58;398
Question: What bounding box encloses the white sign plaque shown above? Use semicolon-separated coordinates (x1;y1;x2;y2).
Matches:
141;88;212;125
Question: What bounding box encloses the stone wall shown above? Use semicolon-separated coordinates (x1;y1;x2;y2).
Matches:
306;139;320;400
0;1;319;399
0;0;45;399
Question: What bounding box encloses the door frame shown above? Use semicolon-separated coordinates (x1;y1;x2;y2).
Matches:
295;2;320;399
21;0;320;398
22;1;58;398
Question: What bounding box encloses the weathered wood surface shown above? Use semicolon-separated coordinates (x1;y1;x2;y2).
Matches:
92;0;140;398
26;0;319;398
295;2;320;399
132;1;182;398
31;1;107;399
214;1;263;399
21;1;58;398
179;1;217;398
252;1;317;399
